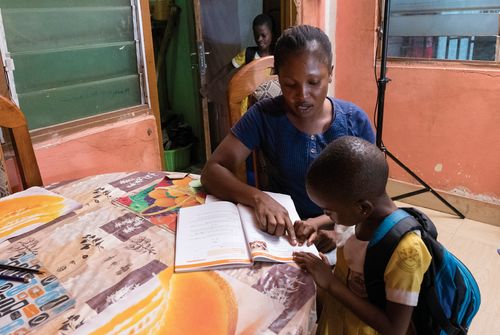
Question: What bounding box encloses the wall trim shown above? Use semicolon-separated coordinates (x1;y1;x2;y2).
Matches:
30;105;151;144
385;58;500;70
387;178;500;227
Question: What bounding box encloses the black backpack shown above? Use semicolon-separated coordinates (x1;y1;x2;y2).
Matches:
364;208;481;334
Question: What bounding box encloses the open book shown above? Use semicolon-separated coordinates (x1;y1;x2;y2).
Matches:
175;192;319;272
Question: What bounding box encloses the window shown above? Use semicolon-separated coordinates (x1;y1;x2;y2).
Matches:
0;0;147;130
387;0;500;62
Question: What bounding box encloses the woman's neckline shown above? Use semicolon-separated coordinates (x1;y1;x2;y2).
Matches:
285;97;336;137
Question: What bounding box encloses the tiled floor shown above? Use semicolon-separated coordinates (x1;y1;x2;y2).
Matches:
397;202;500;334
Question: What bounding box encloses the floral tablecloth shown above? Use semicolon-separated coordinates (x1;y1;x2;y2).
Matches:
0;172;316;335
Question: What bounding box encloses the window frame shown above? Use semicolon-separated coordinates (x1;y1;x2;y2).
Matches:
376;1;500;67
0;0;162;166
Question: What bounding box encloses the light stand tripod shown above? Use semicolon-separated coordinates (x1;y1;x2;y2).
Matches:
375;0;465;219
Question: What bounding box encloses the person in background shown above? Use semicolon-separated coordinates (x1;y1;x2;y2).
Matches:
201;25;375;250
231;14;274;186
199;13;274;152
232;14;274;69
293;136;431;335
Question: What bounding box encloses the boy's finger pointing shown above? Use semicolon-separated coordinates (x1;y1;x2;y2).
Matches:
285;217;297;245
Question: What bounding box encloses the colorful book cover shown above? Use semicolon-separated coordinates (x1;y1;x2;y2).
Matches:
0;252;75;334
114;176;205;232
0;187;82;243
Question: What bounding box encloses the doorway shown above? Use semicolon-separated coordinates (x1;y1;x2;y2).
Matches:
195;0;297;150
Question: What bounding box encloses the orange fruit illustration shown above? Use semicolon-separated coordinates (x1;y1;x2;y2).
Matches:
165;188;188;197
152;197;176;208
162;271;238;335
172;178;191;187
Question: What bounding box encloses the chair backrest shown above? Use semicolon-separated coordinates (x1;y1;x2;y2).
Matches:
226;56;280;187
227;56;278;127
0;96;43;192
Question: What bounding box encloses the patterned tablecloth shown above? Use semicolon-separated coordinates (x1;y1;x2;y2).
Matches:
0;172;316;335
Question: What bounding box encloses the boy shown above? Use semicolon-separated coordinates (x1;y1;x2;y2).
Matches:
293;136;431;335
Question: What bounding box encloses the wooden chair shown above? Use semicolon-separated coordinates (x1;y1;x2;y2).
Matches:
227;56;280;187
227;56;277;127
0;95;43;193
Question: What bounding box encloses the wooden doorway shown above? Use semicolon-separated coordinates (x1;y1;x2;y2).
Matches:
192;0;299;154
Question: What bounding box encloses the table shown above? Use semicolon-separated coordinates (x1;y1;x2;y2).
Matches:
0;172;316;334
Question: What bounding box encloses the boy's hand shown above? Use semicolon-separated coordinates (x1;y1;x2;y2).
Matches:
293;252;333;290
253;194;297;245
315;230;337;253
295;221;337;253
294;220;318;246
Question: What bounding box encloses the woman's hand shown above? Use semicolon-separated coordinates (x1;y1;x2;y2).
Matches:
293;252;333;290
253;193;297;245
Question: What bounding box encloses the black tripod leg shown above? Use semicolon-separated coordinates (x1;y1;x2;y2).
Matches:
384;149;465;219
375;0;464;219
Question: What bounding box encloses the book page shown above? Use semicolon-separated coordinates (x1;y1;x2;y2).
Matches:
238;192;319;262
175;201;252;272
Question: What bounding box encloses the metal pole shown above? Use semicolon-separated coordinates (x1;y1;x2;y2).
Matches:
376;0;391;148
374;0;465;219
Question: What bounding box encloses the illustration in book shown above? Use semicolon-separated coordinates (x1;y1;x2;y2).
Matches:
114;176;206;232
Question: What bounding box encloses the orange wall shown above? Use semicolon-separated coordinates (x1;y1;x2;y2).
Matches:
302;0;325;28
8;115;162;190
335;0;500;201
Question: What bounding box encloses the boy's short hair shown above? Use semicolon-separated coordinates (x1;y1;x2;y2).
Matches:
274;25;332;74
306;136;388;202
252;14;273;31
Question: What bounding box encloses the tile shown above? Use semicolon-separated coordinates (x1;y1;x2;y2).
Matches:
398;202;500;334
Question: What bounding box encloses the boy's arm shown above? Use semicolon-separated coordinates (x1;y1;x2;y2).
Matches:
305;214;335;230
296;215;355;253
295;215;338;253
294;214;333;245
329;275;414;334
293;252;414;335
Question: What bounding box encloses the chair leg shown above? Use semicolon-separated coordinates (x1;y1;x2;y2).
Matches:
0;144;12;196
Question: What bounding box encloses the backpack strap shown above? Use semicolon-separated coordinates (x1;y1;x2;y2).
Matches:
365;209;421;309
401;207;438;239
244;47;259;64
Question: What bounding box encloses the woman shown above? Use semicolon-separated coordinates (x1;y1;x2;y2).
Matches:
201;25;375;247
